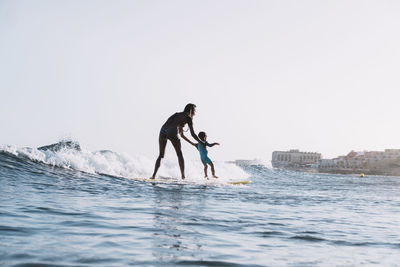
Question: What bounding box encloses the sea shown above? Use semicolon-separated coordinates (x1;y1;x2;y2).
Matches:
1;141;399;267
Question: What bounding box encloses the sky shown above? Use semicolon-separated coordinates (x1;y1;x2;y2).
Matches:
1;0;400;162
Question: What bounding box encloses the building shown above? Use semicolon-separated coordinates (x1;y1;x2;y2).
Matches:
271;149;322;169
317;149;400;175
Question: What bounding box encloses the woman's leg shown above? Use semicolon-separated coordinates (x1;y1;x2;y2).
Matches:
151;135;167;179
170;137;185;179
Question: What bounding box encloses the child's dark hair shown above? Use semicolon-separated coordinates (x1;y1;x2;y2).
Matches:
184;103;196;114
198;132;206;142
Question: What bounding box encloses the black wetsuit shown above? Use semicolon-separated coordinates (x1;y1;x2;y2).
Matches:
160;112;192;139
158;112;193;157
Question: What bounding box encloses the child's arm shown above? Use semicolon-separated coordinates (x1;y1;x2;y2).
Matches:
179;127;197;147
206;142;220;147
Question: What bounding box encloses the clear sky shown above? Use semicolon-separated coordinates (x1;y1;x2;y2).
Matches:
1;0;400;162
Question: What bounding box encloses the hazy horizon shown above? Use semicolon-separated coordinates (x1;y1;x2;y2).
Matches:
1;0;400;162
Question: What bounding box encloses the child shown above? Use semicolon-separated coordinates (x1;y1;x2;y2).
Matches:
180;129;220;179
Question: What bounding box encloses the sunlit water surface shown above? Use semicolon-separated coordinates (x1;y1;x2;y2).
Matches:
1;151;400;266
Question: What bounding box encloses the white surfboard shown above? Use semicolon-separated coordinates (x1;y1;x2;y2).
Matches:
132;177;251;185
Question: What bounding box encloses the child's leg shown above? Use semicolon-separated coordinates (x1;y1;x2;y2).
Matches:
209;162;218;178
203;164;208;178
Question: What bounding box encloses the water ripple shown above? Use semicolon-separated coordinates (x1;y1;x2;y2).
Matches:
175;260;263;267
2;154;400;266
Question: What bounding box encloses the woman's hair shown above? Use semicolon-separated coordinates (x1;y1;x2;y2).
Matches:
184;103;196;114
198;131;206;142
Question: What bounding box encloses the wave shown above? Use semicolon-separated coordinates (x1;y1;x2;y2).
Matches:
0;140;250;182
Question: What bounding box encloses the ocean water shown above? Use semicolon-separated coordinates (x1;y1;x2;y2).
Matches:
1;142;399;266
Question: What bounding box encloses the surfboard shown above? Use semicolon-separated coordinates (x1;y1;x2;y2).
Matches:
132;177;251;185
132;177;178;184
227;180;251;185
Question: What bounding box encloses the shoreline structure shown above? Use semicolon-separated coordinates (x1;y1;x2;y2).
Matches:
272;149;400;176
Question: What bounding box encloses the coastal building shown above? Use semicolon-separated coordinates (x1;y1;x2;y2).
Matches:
317;149;400;175
271;148;400;176
319;159;336;168
271;149;321;169
383;149;400;159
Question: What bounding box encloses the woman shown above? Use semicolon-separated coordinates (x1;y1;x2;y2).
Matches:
150;103;200;179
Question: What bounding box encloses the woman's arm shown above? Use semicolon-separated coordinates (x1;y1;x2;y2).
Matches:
179;127;197;147
188;123;201;143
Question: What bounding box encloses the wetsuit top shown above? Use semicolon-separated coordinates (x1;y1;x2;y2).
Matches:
197;142;212;164
160;112;192;137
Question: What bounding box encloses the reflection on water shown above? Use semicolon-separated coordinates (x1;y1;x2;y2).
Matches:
151;185;206;263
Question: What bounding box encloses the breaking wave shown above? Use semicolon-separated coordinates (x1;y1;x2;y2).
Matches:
0;140;249;182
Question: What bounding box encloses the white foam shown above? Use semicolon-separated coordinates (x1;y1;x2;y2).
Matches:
0;144;249;182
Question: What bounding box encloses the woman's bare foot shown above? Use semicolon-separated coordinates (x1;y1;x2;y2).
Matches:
213;175;218;179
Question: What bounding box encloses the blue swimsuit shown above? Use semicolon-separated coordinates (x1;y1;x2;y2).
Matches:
197;142;212;165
